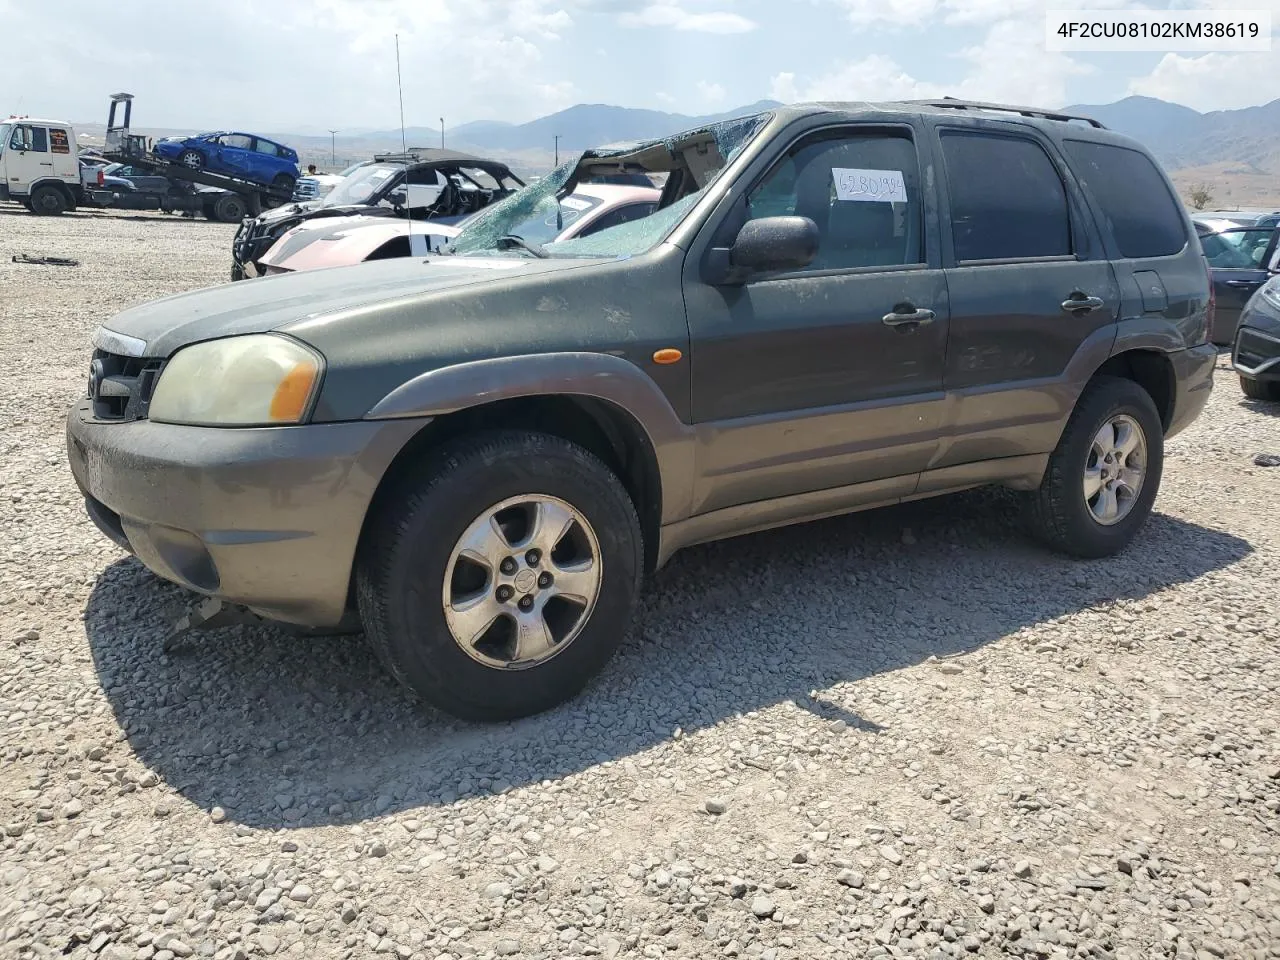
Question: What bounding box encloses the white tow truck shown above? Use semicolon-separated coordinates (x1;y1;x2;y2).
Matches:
0;116;86;214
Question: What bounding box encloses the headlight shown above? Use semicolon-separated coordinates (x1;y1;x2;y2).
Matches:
1260;277;1280;310
149;334;323;426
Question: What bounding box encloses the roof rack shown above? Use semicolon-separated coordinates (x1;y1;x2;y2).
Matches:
907;98;1106;129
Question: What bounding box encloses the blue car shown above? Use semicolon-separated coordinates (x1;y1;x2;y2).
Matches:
152;132;299;191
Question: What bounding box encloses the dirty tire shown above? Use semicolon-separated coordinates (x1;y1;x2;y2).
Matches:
1026;375;1164;559
1239;374;1280;403
356;430;643;722
29;186;66;216
178;149;204;170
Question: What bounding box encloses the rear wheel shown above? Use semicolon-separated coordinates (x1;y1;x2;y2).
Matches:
213;194;248;223
1240;374;1280;402
178;149;205;170
271;173;296;194
356;430;643;721
29;186;67;216
1026;376;1164;558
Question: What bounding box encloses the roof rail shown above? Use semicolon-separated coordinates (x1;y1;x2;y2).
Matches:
907;98;1106;129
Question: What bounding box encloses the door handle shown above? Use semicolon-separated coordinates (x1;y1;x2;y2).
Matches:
881;305;936;327
1061;294;1104;313
39;161;53;167
1224;280;1260;287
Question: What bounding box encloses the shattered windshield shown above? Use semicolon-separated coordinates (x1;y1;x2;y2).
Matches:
323;163;400;207
444;112;770;259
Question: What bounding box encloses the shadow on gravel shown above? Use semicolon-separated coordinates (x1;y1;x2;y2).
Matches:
84;489;1251;829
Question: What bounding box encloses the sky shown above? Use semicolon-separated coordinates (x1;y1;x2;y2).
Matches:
2;0;1277;133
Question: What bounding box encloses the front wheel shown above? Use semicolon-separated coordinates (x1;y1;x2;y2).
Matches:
1240;374;1280;403
29;185;67;216
1026;376;1164;558
178;149;205;170
356;431;643;721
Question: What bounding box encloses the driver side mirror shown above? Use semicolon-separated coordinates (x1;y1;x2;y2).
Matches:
730;216;820;272
706;215;820;285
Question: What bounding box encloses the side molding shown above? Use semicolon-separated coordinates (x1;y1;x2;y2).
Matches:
363;352;696;524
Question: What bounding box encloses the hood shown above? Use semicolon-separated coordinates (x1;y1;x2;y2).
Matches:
261;219;460;274
96;255;598;359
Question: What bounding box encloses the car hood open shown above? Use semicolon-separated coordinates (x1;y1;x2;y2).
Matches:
95;256;597;359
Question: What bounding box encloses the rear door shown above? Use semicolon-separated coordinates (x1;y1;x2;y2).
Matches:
250;138;284;181
931;122;1119;471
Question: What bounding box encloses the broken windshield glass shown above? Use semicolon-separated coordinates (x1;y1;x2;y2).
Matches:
444;111;771;259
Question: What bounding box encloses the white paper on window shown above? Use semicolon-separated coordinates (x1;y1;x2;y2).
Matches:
832;168;907;203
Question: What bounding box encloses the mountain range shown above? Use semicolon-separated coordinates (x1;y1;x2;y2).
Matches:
73;95;1279;202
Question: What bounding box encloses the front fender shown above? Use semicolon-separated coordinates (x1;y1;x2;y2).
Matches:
363;351;696;524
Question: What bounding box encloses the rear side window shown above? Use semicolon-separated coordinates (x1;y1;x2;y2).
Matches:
940;132;1071;262
253;139;280;157
1063;140;1186;259
49;128;71;154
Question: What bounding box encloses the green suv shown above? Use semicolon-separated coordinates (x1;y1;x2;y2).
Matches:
68;101;1216;720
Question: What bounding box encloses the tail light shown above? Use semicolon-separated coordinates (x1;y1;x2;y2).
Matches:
97;169;104;187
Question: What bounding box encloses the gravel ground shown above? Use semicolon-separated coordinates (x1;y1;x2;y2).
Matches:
2;206;1279;960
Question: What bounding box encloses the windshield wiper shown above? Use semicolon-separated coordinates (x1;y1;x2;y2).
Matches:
495;234;549;258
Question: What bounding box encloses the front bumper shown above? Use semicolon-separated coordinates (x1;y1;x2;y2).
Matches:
66;401;426;626
1165;342;1218;440
1233;325;1280;383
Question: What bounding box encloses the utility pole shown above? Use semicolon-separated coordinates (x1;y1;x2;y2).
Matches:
440;117;445;149
554;134;559;166
327;129;337;166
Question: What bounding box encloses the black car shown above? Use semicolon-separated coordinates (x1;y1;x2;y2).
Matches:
1232;275;1280;402
1194;217;1280;345
231;149;524;280
91;163;250;223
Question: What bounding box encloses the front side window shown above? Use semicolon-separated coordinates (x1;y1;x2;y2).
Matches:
10;125;49;152
941;131;1071;262
1063;140;1186;259
1201;228;1275;269
744;129;924;271
220;134;253;150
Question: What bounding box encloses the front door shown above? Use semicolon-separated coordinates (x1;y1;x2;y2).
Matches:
682;123;947;516
6;124;51;193
215;134;255;177
1202;226;1278;344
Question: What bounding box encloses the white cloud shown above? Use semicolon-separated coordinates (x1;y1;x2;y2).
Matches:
618;2;756;33
696;80;728;105
1127;50;1280;111
771;20;1091;107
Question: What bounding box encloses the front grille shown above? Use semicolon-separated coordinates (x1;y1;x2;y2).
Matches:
88;349;163;422
292;178;321;201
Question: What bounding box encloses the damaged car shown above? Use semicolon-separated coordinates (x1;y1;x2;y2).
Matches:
70;102;1214;722
231;149;524;280
254;182;661;277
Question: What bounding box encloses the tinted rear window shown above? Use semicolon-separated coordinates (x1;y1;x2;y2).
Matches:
940;132;1071;262
1063;140;1186;259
